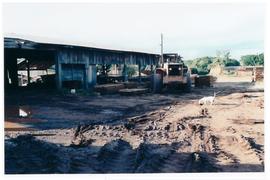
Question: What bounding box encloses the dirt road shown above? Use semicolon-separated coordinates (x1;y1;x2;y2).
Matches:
5;80;264;173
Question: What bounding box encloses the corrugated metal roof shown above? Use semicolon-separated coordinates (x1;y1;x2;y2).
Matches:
4;33;159;56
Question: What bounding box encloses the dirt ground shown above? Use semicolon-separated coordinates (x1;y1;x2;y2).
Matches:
4;77;264;173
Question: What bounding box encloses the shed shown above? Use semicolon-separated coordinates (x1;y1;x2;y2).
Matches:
4;36;160;90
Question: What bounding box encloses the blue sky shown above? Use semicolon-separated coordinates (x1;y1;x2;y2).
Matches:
3;3;265;60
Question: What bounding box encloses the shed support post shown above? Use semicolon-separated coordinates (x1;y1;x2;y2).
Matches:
27;60;30;85
123;64;128;82
55;53;62;90
6;52;18;88
87;65;97;90
85;61;89;90
85;65;89;90
138;63;141;83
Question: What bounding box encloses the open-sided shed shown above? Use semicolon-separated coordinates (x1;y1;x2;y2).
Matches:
4;36;160;90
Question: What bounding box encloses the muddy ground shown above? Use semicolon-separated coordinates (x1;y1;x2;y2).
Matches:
4;78;264;173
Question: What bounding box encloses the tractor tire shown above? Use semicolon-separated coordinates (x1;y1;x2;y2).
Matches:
183;73;192;93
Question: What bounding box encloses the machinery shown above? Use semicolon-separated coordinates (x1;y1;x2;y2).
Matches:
157;53;191;92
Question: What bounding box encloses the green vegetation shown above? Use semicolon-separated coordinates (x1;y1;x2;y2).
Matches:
186;56;214;75
126;65;137;77
240;53;264;66
97;64;112;76
186;51;263;75
224;59;240;66
96;52;264;77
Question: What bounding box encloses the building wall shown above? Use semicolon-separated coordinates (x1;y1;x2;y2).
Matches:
55;48;158;89
4;38;159;90
57;48;158;65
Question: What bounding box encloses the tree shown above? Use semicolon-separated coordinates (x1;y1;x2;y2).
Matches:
212;50;230;67
191;56;214;74
185;51;264;75
258;53;264;65
185;60;193;67
97;64;112;76
126;65;137;77
185;56;214;75
190;68;198;74
224;59;240;66
240;53;264;66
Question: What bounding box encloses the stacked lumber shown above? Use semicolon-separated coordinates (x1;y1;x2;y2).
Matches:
123;82;138;89
254;67;264;81
94;83;125;94
195;75;214;87
210;75;217;85
119;88;148;96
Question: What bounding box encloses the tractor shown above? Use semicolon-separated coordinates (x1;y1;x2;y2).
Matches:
156;53;191;93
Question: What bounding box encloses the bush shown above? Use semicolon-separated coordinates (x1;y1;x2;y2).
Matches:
125;65;137;77
197;69;209;75
190;68;198;74
240;54;264;66
186;56;214;75
225;59;240;66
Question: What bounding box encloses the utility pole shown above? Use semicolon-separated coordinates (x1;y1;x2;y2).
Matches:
161;33;164;68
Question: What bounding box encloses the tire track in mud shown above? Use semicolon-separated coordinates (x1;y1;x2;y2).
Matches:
70;131;263;173
5;95;264;173
67;108;265;173
203;134;241;169
242;136;264;163
93;108;223;173
169;115;252;172
97;139;136;173
134;144;173;173
219;135;264;165
5;135;71;174
154;114;222;173
172;105;264;172
159;143;219;172
202;131;264;171
5;124;263;173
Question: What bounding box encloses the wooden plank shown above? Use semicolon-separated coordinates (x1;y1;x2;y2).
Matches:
119;88;148;96
94;83;125;94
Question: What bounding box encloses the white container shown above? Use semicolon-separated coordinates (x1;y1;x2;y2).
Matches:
70;89;76;94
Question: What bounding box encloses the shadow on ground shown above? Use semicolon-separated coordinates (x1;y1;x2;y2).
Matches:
5;135;264;174
5;81;263;131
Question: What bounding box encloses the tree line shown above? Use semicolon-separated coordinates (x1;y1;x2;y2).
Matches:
185;51;264;75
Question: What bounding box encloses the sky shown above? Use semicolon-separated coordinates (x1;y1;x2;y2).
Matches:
3;3;265;60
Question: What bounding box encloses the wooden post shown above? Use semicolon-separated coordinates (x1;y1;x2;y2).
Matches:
27;59;30;85
161;33;164;68
85;64;89;89
123;64;128;82
5;52;18;88
85;60;89;90
85;65;97;90
55;52;62;90
138;62;141;83
57;63;62;89
91;65;97;86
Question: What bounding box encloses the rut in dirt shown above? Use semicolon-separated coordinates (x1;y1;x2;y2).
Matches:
5;134;221;173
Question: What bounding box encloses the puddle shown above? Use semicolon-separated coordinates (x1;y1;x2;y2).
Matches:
5;106;43;131
6;106;32;117
5;121;34;131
